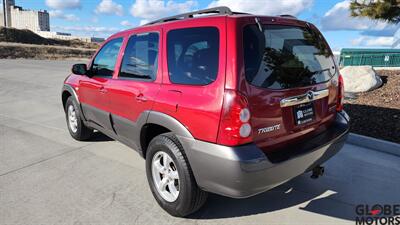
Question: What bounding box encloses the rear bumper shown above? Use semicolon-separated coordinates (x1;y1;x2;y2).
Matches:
180;111;350;198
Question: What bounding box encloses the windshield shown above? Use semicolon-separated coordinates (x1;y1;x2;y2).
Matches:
243;24;336;89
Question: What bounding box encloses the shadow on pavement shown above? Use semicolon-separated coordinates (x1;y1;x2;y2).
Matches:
85;131;113;142
187;139;400;221
190;174;356;221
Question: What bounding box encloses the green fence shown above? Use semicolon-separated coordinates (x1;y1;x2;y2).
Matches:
339;48;400;67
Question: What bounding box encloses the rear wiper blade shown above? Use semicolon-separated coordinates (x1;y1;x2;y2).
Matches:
255;17;263;32
310;68;331;75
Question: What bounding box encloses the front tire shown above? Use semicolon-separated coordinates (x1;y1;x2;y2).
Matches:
65;96;93;141
145;133;208;217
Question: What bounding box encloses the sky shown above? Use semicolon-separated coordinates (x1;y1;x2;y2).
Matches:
2;0;400;51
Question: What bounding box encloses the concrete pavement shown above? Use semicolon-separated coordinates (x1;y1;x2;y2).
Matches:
0;59;399;225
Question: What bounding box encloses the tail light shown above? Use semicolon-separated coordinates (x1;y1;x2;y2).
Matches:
336;74;344;111
217;90;253;146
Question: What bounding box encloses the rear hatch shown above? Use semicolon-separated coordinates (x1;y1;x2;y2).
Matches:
241;21;339;152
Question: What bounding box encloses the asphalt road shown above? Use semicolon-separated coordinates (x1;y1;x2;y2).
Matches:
0;59;399;225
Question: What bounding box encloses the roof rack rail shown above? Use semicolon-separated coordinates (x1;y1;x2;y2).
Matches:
279;14;297;19
145;6;233;25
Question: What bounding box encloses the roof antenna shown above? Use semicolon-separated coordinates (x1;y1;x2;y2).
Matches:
255;17;262;32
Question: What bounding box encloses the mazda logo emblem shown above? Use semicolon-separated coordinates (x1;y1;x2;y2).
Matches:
307;91;314;100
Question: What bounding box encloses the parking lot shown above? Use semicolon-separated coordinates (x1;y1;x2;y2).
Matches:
0;59;399;225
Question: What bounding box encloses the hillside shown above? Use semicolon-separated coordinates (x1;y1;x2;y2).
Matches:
0;27;99;49
0;27;99;60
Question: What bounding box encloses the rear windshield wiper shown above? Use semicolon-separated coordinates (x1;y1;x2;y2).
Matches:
297;67;332;78
255;17;263;32
311;67;334;76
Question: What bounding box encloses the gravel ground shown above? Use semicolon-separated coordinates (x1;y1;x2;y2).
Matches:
344;70;400;144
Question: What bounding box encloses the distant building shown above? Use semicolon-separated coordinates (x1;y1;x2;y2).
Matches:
35;30;104;43
10;6;50;31
0;11;3;27
1;0;104;43
0;0;10;27
90;37;105;43
1;0;49;31
36;31;92;42
3;0;14;27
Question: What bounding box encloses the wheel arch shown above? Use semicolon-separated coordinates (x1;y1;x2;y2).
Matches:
61;84;80;111
139;111;194;158
61;84;87;122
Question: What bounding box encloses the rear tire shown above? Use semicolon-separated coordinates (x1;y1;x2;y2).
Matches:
145;133;208;217
65;96;93;141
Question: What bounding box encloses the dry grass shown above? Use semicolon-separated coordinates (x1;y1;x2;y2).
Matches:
0;42;96;60
0;27;100;49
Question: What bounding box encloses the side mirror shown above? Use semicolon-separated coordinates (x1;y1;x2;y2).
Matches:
72;64;88;76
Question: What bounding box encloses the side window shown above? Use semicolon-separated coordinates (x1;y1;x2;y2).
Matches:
167;27;219;85
119;32;159;80
91;38;123;77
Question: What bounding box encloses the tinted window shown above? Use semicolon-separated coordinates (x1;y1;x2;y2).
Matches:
243;25;336;89
167;27;219;85
91;38;123;77
120;32;159;80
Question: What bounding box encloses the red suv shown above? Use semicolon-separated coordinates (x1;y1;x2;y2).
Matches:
62;7;349;217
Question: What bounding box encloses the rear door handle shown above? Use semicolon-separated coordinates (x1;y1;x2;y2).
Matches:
99;86;107;94
136;93;147;102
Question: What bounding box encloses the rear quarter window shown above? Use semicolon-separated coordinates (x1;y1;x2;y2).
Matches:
243;24;336;89
167;27;219;85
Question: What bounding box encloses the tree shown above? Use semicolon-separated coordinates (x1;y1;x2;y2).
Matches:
350;0;400;23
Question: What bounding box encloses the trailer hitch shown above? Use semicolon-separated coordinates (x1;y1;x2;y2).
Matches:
311;165;325;179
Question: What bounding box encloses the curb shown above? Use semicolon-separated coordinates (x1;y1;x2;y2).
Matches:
347;133;400;157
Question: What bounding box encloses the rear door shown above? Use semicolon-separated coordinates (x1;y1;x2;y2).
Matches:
241;22;339;151
107;30;162;149
152;21;227;143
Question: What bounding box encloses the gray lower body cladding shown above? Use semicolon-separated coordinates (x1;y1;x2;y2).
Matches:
180;111;350;198
73;90;350;198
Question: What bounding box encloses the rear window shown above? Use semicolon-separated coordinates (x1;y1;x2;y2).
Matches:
167;27;219;85
243;24;336;89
